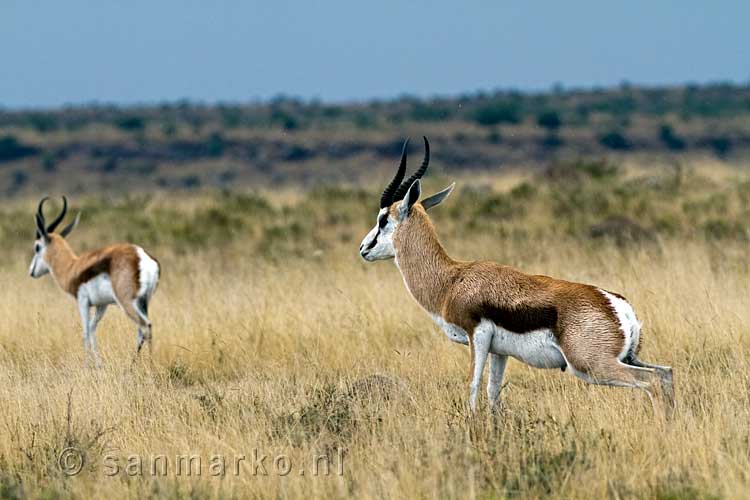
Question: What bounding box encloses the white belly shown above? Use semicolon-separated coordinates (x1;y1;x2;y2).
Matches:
432;315;566;369
489;324;566;369
79;273;116;306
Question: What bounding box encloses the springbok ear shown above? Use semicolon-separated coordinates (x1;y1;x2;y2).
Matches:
421;183;455;211
60;213;81;238
398;179;421;221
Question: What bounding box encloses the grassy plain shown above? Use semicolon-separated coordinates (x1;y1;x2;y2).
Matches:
0;162;749;499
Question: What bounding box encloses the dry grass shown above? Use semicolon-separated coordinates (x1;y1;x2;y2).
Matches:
0;167;749;499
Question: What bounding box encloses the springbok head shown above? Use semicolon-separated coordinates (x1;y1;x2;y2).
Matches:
359;137;454;261
30;196;80;278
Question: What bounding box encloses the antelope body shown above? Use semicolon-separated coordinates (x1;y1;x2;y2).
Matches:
359;138;675;412
29;197;160;365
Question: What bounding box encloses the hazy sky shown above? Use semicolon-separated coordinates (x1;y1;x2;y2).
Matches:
2;1;748;108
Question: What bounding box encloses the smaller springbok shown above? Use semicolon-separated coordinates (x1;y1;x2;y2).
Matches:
359;138;675;413
29;197;160;365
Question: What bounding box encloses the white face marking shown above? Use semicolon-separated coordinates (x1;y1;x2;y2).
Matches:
136;247;160;298
29;238;50;278
79;273;116;307
359;207;398;261
599;289;642;361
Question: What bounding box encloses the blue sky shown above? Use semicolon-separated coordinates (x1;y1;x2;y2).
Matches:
1;1;748;108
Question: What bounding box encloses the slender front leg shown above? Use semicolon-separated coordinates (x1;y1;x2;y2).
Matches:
87;305;108;367
487;353;508;412
77;295;91;366
469;324;493;412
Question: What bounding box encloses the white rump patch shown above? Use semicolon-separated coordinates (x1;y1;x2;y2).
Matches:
599;289;642;360
136;247;159;298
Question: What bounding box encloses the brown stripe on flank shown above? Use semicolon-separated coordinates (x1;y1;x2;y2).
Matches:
473;303;558;334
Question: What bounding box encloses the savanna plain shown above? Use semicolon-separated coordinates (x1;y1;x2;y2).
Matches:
0;160;749;499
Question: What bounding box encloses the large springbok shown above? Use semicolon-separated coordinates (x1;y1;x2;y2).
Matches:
359;138;675;412
29;197;160;365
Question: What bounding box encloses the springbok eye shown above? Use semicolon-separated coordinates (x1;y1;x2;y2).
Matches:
34;243;41;253
378;215;388;229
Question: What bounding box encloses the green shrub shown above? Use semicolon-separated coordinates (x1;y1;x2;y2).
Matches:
537;110;561;131
472;102;521;126
0;135;38;162
659;124;686;150
599;131;631;150
115;115;145;131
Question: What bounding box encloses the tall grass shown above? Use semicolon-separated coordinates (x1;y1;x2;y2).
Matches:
0;164;748;498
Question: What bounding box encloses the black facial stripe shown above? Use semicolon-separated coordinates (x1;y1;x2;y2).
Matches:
366;232;379;250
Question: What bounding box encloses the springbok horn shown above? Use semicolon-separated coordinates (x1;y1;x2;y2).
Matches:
45;196;67;233
392;136;430;202
35;213;46;239
36;197;50;238
37;197;49;221
380;139;410;208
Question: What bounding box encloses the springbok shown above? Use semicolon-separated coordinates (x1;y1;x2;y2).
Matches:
359;137;675;412
29;197;160;365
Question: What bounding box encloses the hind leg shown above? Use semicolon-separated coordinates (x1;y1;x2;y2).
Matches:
487;353;508;412
87;305;108;367
561;345;668;415
625;357;675;410
116;294;153;361
133;297;154;362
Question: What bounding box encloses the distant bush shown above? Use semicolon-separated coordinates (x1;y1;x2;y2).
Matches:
10;170;28;191
410;102;452;122
205;132;225;157
181;175;201;189
27;113;58;133
659;124;686;151
41;152;57;172
284;144;313;162
708;136;731;158
703;219;747;240
220;107;242;128
545;159;620;183
352;112;376;129
486;129;502;144
270;108;301;131
537;111;562;131
115;115;145;131
599;131;631;150
542;133;563;149
472;102;521;126
100;158;118;173
0;135;38;162
161;121;177;137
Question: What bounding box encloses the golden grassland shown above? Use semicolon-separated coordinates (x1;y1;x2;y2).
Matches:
0;162;749;499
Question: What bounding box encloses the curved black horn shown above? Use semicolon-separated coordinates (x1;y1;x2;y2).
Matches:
393;136;430;201
36;197;50;239
380;139;410;208
46;196;67;233
37;197;49;222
